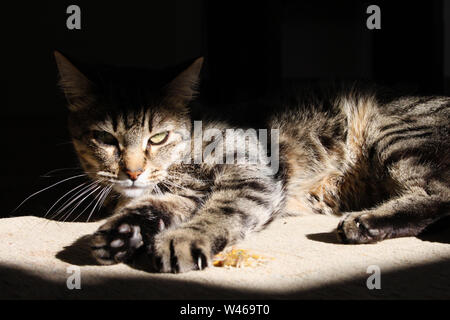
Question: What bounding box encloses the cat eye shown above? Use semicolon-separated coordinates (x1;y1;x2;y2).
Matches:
148;131;169;146
92;131;117;146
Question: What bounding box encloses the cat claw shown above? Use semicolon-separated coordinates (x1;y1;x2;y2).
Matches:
159;219;165;231
197;256;203;270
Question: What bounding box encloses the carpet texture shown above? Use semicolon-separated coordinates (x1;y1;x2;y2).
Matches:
1;214;449;299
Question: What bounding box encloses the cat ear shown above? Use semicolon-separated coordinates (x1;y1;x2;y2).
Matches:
165;57;204;106
54;51;94;111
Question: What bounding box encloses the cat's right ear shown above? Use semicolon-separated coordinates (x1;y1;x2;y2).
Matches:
54;51;93;111
164;57;204;107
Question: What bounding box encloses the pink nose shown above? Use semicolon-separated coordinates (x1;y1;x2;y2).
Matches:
125;169;143;181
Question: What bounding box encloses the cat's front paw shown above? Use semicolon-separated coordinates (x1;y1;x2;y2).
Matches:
91;221;145;265
91;213;167;265
337;212;388;244
153;228;211;273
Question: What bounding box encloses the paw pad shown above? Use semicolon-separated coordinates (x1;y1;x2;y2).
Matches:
92;224;144;264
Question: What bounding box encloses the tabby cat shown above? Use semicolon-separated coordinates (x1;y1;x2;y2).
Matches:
54;51;450;273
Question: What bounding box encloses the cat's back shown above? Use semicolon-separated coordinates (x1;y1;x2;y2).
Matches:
270;89;450;153
368;95;450;173
267;88;450;215
376;95;450;137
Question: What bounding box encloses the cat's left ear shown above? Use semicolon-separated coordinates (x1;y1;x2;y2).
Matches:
165;57;204;106
54;51;94;111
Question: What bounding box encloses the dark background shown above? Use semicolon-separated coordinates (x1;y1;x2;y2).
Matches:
4;0;450;217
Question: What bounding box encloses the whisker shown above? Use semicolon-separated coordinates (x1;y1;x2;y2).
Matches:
85;187;107;222
86;185;111;222
49;180;100;220
42;171;100;178
153;184;164;196
41;167;83;178
43;181;88;218
98;185;112;212
71;185;107;222
161;181;177;192
164;180;188;190
52;180;99;215
163;180;194;194
12;174;88;213
160;181;172;192
61;185;103;222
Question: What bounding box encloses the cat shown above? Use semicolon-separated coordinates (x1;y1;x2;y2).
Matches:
54;51;450;273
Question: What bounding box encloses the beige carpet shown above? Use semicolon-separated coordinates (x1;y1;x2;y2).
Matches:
1;214;449;299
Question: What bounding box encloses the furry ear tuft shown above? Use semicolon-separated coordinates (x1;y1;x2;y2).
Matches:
165;57;204;105
54;51;94;111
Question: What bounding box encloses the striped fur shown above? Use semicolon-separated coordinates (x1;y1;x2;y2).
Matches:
55;52;450;273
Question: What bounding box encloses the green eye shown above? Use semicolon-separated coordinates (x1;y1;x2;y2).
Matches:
93;131;117;146
148;131;169;145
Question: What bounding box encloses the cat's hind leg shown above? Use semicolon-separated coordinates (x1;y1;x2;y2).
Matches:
337;191;449;244
337;157;449;243
338;123;450;244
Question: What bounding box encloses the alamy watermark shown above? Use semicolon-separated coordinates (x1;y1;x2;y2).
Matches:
366;265;381;290
174;121;280;174
66;265;81;290
66;5;81;30
67;5;381;31
366;5;381;30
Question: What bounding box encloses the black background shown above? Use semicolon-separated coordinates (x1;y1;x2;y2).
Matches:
4;0;450;217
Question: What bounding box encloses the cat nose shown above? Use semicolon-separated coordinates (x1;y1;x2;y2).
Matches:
125;169;143;181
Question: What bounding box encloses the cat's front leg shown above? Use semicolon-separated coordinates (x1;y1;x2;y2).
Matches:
91;195;196;265
153;177;283;273
152;225;219;272
91;205;168;265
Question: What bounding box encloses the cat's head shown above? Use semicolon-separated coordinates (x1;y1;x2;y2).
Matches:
54;51;203;198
